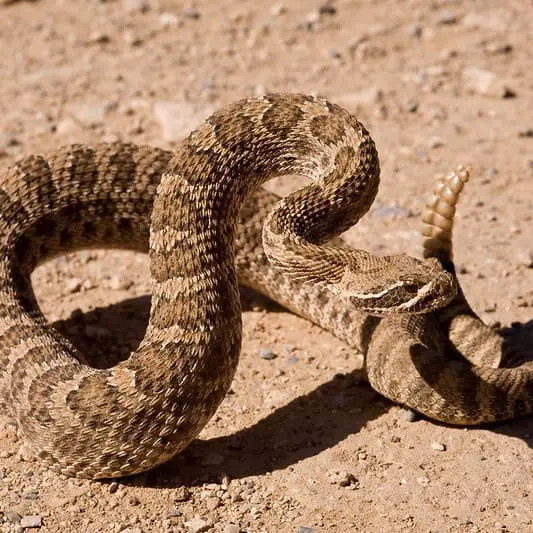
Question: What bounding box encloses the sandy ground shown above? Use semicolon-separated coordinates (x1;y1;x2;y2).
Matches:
0;0;532;532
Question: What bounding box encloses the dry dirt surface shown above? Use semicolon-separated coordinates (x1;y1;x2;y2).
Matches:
1;1;533;532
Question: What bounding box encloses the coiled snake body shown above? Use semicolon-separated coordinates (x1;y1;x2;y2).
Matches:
0;94;531;479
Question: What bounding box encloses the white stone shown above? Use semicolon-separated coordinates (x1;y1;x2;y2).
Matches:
462;67;512;98
184;516;211;533
154;101;214;141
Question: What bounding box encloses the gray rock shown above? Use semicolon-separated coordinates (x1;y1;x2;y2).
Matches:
65;277;83;293
74;102;116;127
0;131;19;148
154;101;214;141
427;136;444;149
335;88;383;110
24;489;40;500
517;249;533;268
4;511;21;524
431;441;447;452
123;0;150;13
327;469;358;487
183;7;200;19
259;348;277;360
407;23;423;39
484;40;513;55
297;528;318;533
400;408;419;422
55;117;82;135
107;276;132;290
436;10;458;24
462;67;514;98
86;31;111;44
270;4;286;17
404;99;418;113
159;12;180;27
184;516;211;533
20;515;42;529
174;486;191;502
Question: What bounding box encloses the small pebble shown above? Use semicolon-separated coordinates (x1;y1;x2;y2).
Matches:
336;87;382;108
484;40;513;55
20;515;42;529
270;3;286;16
327;469;358;488
4;511;21;524
431;441;447;452
154;101;214;142
407;23;422;39
183;7;200;19
518;128;533;138
65;278;82;293
297;528;318;533
436;10;458;24
404;99;418;113
0;131;19;148
205;496;221;510
74;101;116;127
223;525;240;533
174;486;191;502
87;31;110;44
518;249;533;268
400;408;419;422
108;481;119;493
462;67;515;98
123;0;150;13
427;136;444;149
184;516;211;533
159;12;180;27
318;3;336;15
259;348;277;360
107;276;132;290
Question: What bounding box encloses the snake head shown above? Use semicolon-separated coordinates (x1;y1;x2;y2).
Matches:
335;254;457;316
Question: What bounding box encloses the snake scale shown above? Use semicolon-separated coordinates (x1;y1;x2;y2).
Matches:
0;94;531;479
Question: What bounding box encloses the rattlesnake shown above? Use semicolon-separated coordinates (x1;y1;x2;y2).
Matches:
0;94;530;480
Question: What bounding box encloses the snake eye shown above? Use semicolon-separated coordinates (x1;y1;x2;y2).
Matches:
401;281;419;295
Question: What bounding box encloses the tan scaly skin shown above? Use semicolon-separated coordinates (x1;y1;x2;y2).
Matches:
0;94;456;479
